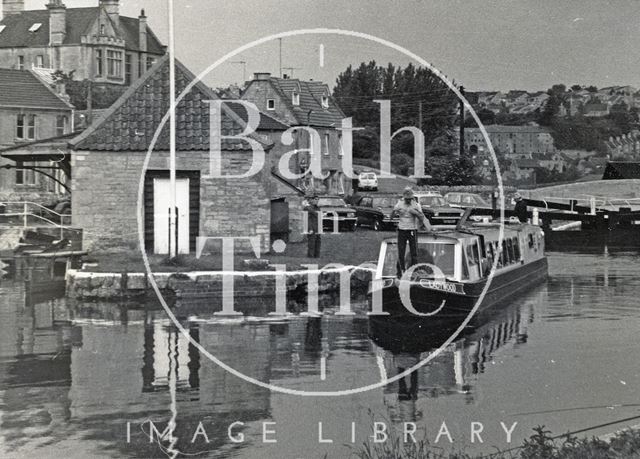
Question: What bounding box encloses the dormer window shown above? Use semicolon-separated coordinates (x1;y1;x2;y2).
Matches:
321;95;329;108
292;92;300;106
267;99;275;110
29;23;42;33
0;25;6;34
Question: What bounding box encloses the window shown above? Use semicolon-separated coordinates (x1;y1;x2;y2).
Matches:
292;91;300;105
322;133;329;155
512;237;521;261
15;162;37;186
321;95;329;108
146;56;156;70
95;49;103;76
0;25;6;34
100;24;106;35
107;50;123;77
267;99;275;110
29;23;42;32
18;56;24;70
125;53;132;84
16;114;36;140
35;55;44;68
56;115;68;136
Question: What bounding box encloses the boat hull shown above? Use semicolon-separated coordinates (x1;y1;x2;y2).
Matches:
374;257;548;318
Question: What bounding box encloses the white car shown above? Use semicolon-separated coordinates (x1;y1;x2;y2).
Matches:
357;172;378;191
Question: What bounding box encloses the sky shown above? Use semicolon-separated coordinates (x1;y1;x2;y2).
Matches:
22;0;640;92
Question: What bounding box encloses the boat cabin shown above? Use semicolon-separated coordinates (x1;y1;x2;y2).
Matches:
375;222;545;284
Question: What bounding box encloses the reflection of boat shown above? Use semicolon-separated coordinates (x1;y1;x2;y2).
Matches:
370;221;548;317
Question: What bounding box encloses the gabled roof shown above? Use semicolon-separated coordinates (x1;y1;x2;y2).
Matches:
0;68;73;110
602;161;640;179
70;55;270;152
245;77;346;128
0;7;164;54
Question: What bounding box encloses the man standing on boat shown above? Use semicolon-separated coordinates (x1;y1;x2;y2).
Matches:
391;187;432;276
513;193;529;223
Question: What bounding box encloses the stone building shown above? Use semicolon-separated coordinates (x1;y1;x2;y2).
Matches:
0;67;73;198
465;124;555;158
0;0;164;85
69;56;305;254
241;72;350;195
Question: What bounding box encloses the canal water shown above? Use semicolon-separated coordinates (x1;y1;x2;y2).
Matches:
1;251;639;458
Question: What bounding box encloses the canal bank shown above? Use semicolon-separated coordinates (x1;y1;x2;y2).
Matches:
66;232;390;301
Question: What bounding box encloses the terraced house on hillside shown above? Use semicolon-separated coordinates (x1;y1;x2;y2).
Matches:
0;0;165;85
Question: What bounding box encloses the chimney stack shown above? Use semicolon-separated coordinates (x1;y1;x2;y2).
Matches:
99;0;119;30
2;0;24;17
253;72;271;81
47;0;66;46
138;9;147;53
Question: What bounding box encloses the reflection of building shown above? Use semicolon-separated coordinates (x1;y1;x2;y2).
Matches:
0;283;78;451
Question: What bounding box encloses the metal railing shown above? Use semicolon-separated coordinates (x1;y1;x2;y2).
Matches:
0;201;77;240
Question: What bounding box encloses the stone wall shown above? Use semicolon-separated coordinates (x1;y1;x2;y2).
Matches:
71;149;272;254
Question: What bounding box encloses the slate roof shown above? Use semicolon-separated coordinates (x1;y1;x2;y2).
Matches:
246;77;346;128
513;158;544;169
602;161;640;180
0;67;73;110
224;100;289;131
0;7;164;54
70;55;270;152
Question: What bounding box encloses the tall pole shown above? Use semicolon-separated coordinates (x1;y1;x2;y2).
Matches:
279;38;283;78
459;86;465;157
418;100;423;130
168;0;177;258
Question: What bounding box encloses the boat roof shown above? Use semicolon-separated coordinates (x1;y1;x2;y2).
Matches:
382;222;540;243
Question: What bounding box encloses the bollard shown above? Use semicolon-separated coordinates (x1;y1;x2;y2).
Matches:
532;208;539;226
590;197;596;215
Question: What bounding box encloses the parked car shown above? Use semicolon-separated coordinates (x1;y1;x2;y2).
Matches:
414;192;464;227
357;172;378;191
445;192;492;209
353;194;399;230
305;196;357;232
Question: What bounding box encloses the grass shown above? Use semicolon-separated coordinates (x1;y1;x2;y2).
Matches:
80;230;394;273
352;425;640;459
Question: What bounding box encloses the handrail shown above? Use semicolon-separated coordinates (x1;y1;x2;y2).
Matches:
0;201;78;239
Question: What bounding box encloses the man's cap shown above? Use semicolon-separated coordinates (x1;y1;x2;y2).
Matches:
402;187;415;198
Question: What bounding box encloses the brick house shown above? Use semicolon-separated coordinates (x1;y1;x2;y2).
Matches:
0;67;73;198
0;0;164;86
69;56;308;254
241;73;350;195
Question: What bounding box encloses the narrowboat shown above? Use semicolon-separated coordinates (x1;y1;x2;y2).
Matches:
369;221;548;318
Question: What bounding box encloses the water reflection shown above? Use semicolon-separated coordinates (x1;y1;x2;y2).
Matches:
1;252;640;457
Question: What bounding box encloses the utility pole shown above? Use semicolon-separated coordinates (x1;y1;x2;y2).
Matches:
279;38;282;78
459;86;465;157
168;0;177;259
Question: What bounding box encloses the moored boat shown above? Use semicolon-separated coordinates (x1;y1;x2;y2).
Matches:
369;221;548;318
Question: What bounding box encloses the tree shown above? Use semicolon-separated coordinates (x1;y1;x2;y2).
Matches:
570;85;583;92
333;61;458;173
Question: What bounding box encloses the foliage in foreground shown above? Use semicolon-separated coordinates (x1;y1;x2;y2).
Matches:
353;425;640;459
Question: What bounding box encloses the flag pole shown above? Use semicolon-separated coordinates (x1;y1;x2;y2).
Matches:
168;0;177;259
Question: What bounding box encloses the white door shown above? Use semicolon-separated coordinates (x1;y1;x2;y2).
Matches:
153;178;190;254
